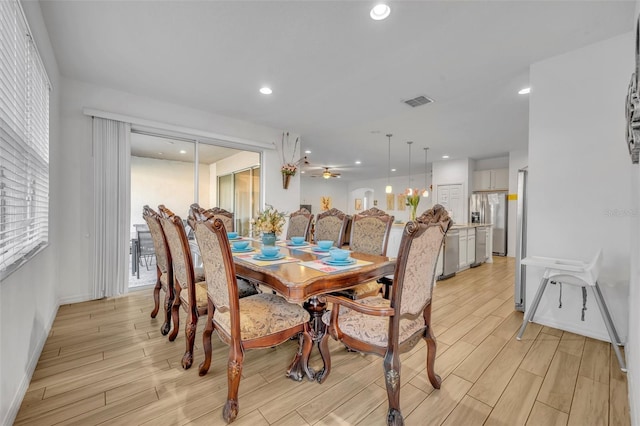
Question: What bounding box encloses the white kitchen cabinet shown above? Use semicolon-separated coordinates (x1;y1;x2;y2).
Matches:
458;229;468;269
386;225;403;258
467;229;476;265
473;168;509;191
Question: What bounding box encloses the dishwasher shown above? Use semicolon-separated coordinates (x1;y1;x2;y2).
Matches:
439;229;459;280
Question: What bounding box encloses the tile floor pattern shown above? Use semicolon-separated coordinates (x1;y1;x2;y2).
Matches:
15;257;630;425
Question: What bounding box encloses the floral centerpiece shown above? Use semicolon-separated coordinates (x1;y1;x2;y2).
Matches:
405;188;424;221
252;204;286;245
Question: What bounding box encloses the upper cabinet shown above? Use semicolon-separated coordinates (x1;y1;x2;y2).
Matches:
473;168;509;191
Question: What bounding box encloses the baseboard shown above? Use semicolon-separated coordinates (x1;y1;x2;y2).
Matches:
2;301;60;426
58;293;93;305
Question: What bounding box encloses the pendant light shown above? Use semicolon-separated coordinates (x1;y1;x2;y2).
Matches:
406;141;413;196
385;134;393;194
422;147;429;197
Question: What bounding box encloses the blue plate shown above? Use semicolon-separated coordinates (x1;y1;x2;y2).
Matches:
231;247;254;253
287;241;309;247
312;246;335;253
253;253;286;261
322;258;356;266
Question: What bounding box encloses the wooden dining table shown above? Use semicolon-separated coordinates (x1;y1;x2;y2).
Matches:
230;239;396;383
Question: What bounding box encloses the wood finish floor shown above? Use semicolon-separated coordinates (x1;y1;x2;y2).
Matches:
16;257;630;425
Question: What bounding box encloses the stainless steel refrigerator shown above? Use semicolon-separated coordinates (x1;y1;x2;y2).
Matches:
469;191;508;256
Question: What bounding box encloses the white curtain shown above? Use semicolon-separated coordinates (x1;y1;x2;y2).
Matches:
92;117;131;298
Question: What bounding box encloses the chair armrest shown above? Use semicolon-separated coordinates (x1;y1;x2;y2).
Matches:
324;295;395;317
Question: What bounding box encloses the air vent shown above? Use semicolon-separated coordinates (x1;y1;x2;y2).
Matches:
404;95;434;108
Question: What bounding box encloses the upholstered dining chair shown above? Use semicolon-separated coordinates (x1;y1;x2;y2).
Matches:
285;207;313;241
191;213;310;423
338;207;394;299
313;208;350;247
158;205;208;369
321;205;452;426
189;204;259;298
206;206;235;232
142;206;174;336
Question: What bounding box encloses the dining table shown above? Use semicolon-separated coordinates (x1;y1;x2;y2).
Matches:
229;238;396;383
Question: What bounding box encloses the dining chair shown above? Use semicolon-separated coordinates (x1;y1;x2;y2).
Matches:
321;204;452;426
192;213;310;423
337;207;394;299
314;208;350;247
189;204;259;298
206;206;235;232
142;206;174;336
158;205;208;369
285;207;313;241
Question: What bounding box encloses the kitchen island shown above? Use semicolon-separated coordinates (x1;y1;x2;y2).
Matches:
387;222;493;279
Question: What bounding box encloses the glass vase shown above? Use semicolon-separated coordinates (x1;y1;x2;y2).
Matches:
262;232;276;246
410;205;418;221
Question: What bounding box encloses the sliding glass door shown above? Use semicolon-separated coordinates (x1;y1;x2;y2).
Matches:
218;166;260;236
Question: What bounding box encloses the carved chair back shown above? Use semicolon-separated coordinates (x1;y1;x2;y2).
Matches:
286;208;313;241
158;205;196;295
392;205;452;317
142;205;170;276
349;207;394;255
314;208;349;247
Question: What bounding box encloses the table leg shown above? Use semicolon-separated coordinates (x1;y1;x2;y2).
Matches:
285;296;331;383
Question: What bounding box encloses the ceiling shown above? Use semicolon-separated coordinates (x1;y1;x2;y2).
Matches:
39;1;635;181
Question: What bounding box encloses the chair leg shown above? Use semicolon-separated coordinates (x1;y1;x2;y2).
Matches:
168;286;181;342
592;283;627;372
223;344;244;423
517;277;549;340
423;304;441;389
160;287;173;336
383;349;403;426
199;299;215;376
182;304;199;369
150;271;161;318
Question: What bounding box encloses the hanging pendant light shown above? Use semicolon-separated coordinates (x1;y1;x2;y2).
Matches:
406;141;413;196
422;147;429;197
385;134;393;194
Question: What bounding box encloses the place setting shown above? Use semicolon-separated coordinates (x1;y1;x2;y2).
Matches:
286;236;309;248
230;239;255;254
295;239;336;255
235;245;300;266
300;248;372;273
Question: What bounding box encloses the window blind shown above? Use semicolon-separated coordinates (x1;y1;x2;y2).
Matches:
0;0;50;280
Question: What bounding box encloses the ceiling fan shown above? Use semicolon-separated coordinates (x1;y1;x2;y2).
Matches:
310;167;341;179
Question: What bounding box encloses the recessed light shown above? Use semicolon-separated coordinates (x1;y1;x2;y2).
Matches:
304;150;311;154
301;171;305;174
355;160;361;165
158;152;163;155
518;87;531;95
370;4;390;20
391;168;396;172
442;155;449;159
179;150;187;154
337;175;341;178
259;87;272;95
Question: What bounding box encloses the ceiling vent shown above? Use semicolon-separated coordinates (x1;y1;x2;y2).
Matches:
403;95;434;108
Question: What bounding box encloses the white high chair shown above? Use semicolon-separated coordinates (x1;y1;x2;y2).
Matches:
516;249;626;372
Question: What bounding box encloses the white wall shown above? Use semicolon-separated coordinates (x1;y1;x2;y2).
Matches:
627;3;640;425
527;32;632;348
130;156;210;232
475;156;509;171
507;150;528;257
300;178;349;216
1;2;61;424
215;151;260;177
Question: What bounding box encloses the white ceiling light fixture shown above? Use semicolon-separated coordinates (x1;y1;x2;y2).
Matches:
355;160;361;165
179;150;187;154
304;150;311;154
385;134;393;193
422;147;429;197
442;155;449;159
259;87;273;95
323;169;331;179
518;87;531;95
370;3;391;20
